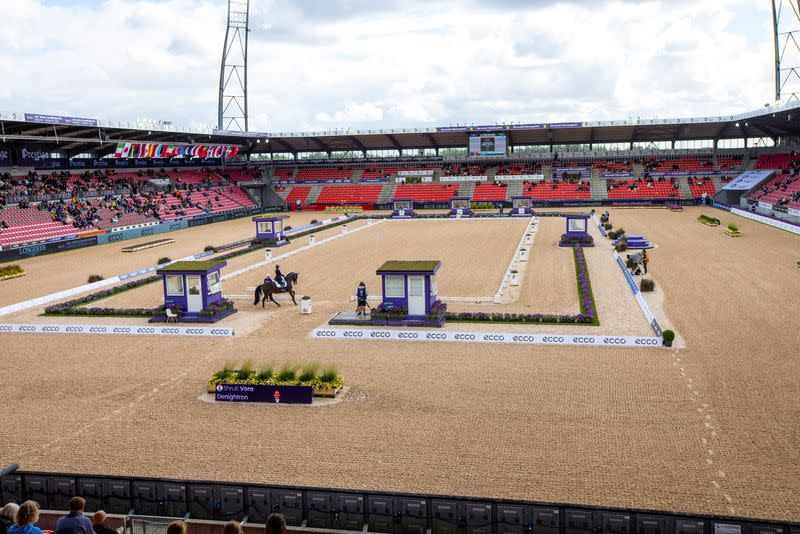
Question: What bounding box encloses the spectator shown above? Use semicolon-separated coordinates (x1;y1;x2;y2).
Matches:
266;514;286;534
55;497;93;534
1;503;19;534
222;522;243;534
166;521;187;534
8;501;41;534
91;512;122;534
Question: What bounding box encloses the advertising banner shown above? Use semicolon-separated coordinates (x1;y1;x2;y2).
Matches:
0;144;11;167
24;113;97;127
495;174;544;181
397;170;435;177
18;147;51;166
312;327;661;348
0;323;234;337
437;122;583;133
440;175;487;182
215;383;313;404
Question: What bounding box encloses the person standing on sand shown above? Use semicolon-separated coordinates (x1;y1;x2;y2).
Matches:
356;282;368;316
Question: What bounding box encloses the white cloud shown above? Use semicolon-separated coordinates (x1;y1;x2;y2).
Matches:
0;0;777;132
315;102;384;123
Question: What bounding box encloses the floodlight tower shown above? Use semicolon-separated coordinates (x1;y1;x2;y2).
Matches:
773;0;800;101
218;0;250;131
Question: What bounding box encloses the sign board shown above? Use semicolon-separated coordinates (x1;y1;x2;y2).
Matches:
215;383;313;404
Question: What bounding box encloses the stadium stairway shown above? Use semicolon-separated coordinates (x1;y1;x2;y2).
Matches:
432;169;443;182
505;181;523;200
377;183;396;204
632;162;644;179
486;167;499;180
305;185;323;204
351;170;363;183
710;175;724;191
541;164;552;180
590;172;608;200
460;182;476;198
676;177;693;199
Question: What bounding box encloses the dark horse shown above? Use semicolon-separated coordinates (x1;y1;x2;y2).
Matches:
254;272;300;307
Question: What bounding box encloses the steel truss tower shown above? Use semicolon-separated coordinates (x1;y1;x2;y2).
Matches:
218;0;250;131
773;0;800;101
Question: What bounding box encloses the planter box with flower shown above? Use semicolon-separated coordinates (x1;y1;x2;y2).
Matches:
208;361;345;401
0;264;26;281
724;224;741;237
698;215;720;227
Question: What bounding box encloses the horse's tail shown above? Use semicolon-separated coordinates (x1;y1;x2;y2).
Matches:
253;285;263;305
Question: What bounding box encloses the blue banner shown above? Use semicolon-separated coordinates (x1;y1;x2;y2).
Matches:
215;383;313;404
18;147;52;166
96;220;189;245
0;144;11;167
24;113;97;127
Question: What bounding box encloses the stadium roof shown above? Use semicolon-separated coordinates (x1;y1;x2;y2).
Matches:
2;101;800;157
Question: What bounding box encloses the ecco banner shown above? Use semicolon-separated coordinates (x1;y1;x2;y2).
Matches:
312;328;661;347
0;324;234;337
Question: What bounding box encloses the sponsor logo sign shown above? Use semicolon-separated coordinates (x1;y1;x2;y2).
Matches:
24;113;98;127
312;328;659;348
215;383;312;404
0;324;234;337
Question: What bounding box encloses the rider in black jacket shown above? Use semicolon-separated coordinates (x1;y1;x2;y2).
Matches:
274;265;285;288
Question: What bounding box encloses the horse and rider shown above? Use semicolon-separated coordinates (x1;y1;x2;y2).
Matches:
254;264;301;307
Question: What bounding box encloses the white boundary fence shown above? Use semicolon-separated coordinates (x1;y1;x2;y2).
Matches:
0;323;234;337
728;207;800;235
312;327;661;348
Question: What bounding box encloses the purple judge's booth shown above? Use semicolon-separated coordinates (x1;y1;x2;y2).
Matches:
253;215;289;246
377;260;440;318
153;260;237;322
559;213;595;247
449;197;473;218
392;199;416;218
565;214;590;237
510;196;533;216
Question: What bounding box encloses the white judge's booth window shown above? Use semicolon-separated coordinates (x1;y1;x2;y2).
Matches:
207;272;222;294
257;222;270;233
568;219;587;233
430;277;438;296
384;276;405;298
166;275;184;296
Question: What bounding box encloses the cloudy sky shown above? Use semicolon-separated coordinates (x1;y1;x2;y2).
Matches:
0;0;780;132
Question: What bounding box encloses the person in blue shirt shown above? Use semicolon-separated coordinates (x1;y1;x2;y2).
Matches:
55;497;93;534
7;501;41;534
356;281;368;316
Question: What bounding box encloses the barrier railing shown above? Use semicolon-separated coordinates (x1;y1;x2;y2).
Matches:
1;468;796;534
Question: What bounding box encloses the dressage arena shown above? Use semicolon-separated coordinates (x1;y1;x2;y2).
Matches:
0;207;798;523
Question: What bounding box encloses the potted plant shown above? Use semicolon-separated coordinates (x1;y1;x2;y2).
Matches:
662;330;675;347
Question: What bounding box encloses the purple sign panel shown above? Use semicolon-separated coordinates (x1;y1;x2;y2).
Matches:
436;122;584;133
24;113;98;127
215;383;313;404
18;147;51;166
0;144;11;167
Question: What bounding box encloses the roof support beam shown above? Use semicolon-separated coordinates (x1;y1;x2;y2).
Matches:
269;137;296;156
385;134;403;155
424;133;439;155
348;135;367;157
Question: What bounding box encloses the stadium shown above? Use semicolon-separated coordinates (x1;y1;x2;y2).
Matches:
0;3;799;534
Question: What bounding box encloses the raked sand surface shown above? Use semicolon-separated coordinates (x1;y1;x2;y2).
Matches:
0;207;798;522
